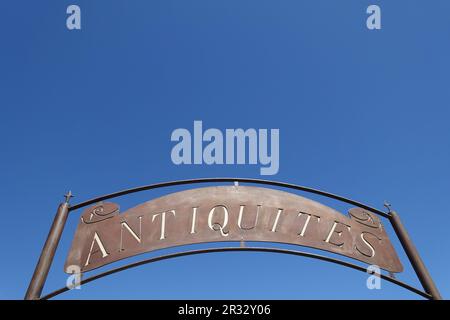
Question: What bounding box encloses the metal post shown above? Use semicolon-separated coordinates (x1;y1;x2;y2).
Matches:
389;211;442;300
24;192;72;300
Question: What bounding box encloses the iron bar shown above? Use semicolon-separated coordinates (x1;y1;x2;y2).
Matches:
40;246;431;300
389;211;442;300
69;178;389;218
24;199;70;300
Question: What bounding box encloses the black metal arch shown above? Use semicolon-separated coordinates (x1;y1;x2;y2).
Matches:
24;178;442;300
41;247;431;300
68;178;389;218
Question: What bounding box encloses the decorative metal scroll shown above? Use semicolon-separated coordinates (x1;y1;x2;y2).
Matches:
65;186;403;273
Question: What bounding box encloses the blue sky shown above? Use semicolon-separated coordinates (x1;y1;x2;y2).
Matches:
1;1;449;299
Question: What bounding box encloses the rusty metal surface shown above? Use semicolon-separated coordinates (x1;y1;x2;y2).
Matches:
65;186;403;273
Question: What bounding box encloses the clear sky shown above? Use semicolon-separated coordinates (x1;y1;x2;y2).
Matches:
1;1;449;299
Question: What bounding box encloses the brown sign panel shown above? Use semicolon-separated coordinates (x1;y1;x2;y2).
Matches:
65;186;403;273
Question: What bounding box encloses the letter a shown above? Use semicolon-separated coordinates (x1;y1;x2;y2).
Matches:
84;232;109;266
366;265;381;289
171;128;192;164
366;5;381;30
66;5;81;30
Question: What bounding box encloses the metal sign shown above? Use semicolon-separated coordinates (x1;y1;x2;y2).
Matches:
65;186;403;273
24;178;442;300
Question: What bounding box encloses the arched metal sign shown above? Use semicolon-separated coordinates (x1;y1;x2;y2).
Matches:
66;186;403;273
24;178;442;300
